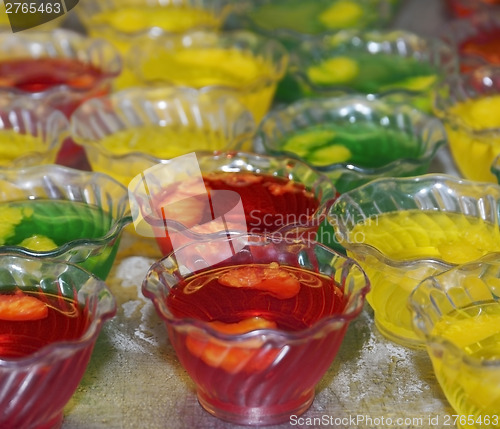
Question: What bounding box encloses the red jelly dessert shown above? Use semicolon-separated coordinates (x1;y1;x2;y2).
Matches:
150;172;321;255
0;290;89;359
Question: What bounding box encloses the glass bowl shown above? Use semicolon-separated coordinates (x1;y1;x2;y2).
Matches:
0;253;116;429
0;29;121;169
130;30;288;121
70;86;256;187
0;99;68;168
409;255;500;428
230;0;397;48
279;29;456;112
433;65;500;182
75;0;234;90
440;12;500;73
0;164;131;280
256;95;447;193
329;174;500;348
142;232;369;425
129;151;338;256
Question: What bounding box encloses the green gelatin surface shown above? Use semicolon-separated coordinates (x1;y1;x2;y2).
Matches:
306;53;437;94
0;200;118;279
278;122;423;168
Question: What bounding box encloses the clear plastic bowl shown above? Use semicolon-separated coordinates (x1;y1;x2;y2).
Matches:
278;29;456;112
329;174;500;348
130;30;288;121
0;164;131;280
410;255;500;429
0;28;121;168
256;95;447;193
0;99;68;168
142;232;369;425
70;86;256;187
0;253;116;429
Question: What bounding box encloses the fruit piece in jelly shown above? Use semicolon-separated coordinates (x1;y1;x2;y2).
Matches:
218;262;301;299
186;316;279;373
0;291;48;321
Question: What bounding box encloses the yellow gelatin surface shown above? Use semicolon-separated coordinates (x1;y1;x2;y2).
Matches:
0;130;47;166
142;49;270;88
141;48;279;120
318;1;364;29
430;302;500;424
89;6;220;34
348;210;500;346
351;210;500;264
97;126;233;159
449;95;500;130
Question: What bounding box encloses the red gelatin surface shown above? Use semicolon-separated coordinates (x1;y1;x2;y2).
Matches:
459;27;500;67
152;172;320;255
0;290;89;359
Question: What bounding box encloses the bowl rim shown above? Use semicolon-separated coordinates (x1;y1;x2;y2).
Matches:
142;232;370;343
257;95;448;175
0;164;132;257
0;253;116;367
330;173;500;268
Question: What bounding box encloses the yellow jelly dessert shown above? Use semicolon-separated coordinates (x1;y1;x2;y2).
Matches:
306;57;359;86
0;130;53;167
89;7;220;35
83;5;228;89
138;48;282;121
318;1;364;29
347;210;500;347
444;94;500;182
430;302;500;426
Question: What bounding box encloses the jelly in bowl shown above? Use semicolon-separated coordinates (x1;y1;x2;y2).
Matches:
329;174;500;348
142;233;369;425
0;254;116;429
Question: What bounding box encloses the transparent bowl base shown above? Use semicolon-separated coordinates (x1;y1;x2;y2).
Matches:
197;388;315;426
373;316;426;350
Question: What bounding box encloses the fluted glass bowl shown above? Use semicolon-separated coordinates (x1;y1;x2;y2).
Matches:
129;151;338;256
0;254;116;429
440;12;500;73
130;30;288;121
75;0;234;89
0;165;131;280
278;29;456;112
409;256;500;429
0;29;121;169
230;0;398;48
256;96;447;193
142;233;369;425
329;174;500;348
71;86;256;186
433;65;500;182
0;100;68;168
